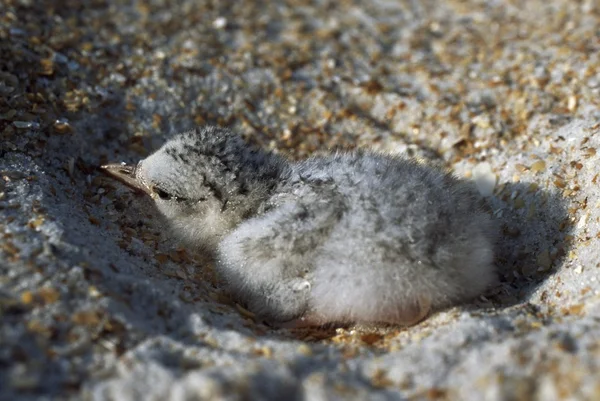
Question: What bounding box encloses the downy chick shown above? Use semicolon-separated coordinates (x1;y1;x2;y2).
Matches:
103;126;497;328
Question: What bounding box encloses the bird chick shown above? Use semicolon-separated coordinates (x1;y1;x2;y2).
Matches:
103;126;497;328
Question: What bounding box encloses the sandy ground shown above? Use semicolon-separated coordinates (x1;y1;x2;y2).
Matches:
1;0;599;399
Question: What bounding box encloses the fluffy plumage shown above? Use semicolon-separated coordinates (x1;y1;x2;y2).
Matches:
102;126;497;327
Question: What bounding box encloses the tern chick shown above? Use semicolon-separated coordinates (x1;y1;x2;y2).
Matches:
103;126;497;328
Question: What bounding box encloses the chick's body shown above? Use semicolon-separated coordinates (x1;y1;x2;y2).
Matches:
103;126;497;327
218;151;497;326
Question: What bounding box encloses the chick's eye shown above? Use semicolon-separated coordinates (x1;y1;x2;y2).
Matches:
153;187;172;200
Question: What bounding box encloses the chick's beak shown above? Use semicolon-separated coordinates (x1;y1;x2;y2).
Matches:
101;163;153;196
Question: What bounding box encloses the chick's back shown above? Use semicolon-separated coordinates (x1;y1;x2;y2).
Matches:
283;151;497;325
